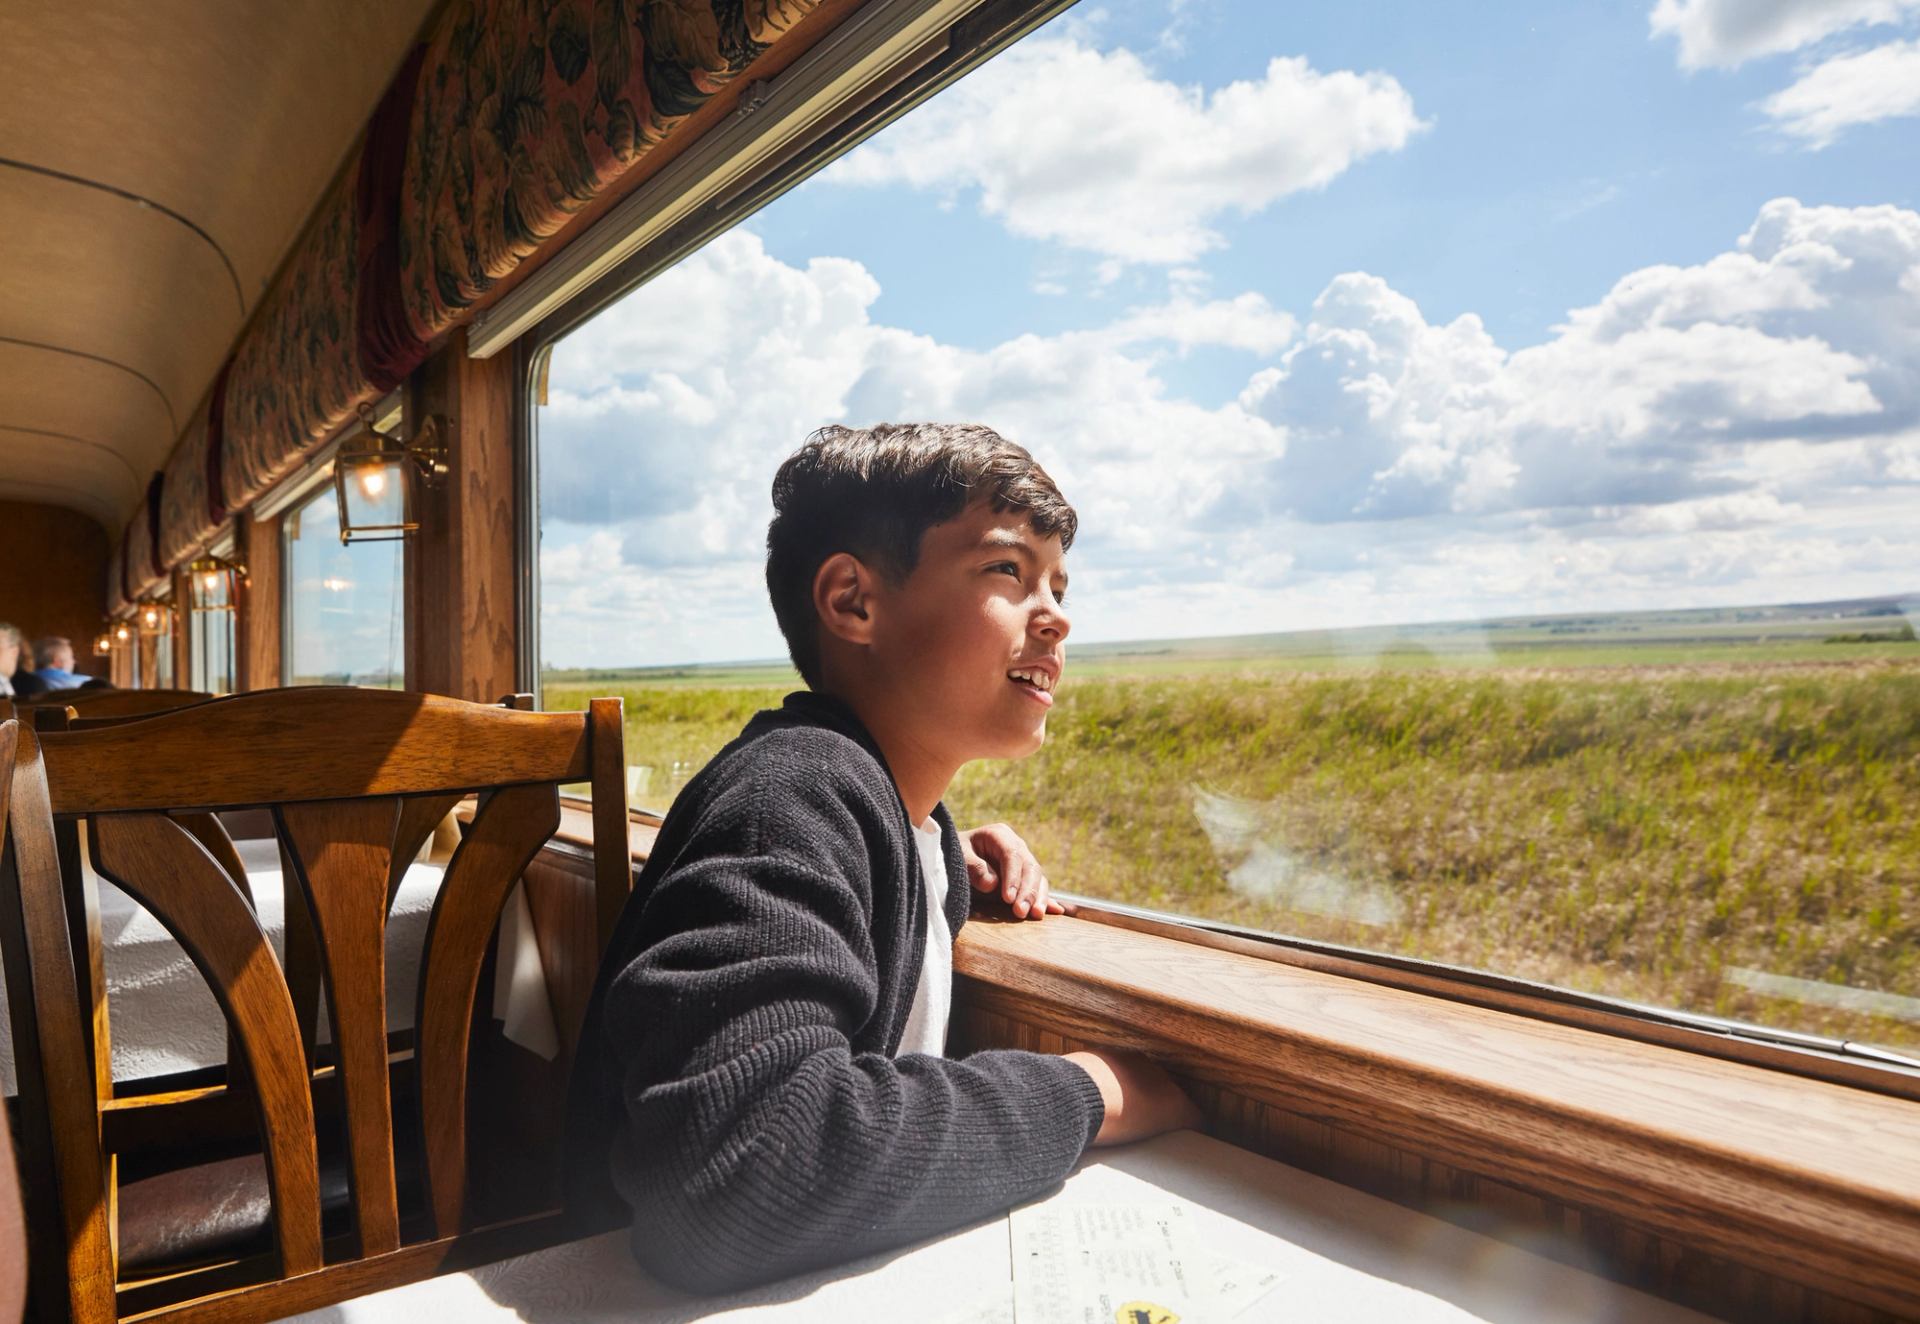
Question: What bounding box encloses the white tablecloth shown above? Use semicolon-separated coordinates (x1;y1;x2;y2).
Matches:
278;1130;1715;1324
1;835;557;1095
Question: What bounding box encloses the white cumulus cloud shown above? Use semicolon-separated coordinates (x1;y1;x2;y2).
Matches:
825;35;1425;267
537;201;1920;666
1761;38;1920;146
1239;198;1915;523
1649;0;1920;69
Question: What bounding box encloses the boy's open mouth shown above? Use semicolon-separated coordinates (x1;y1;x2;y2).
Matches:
1008;666;1056;707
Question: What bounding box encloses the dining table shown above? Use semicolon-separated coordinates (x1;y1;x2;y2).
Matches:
277;1128;1714;1323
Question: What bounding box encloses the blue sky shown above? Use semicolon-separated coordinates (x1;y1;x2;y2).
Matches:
537;0;1920;669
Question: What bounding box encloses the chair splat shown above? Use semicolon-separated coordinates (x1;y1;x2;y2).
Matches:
416;781;563;1238
277;797;406;1257
89;811;324;1277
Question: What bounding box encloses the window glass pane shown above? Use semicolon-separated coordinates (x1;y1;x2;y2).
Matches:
535;3;1920;1056
190;608;233;696
283;484;406;688
150;603;174;688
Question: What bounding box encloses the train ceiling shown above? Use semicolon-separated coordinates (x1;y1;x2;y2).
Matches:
0;0;438;531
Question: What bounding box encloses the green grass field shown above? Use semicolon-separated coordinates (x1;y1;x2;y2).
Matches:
543;596;1920;1054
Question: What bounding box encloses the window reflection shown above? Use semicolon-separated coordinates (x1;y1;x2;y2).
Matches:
284;484;405;688
189;608;232;696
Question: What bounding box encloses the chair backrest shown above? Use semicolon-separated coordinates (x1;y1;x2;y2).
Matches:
17;688;212;719
1;689;629;1322
0;722;23;1324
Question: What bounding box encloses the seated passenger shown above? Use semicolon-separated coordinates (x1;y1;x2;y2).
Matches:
0;623;19;698
568;423;1199;1293
28;636;85;691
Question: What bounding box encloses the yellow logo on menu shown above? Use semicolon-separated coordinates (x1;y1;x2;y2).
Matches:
1115;1303;1179;1324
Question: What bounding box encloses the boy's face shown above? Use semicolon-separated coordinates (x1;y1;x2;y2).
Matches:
870;500;1071;763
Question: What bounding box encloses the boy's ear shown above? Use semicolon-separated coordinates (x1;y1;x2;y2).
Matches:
813;552;878;647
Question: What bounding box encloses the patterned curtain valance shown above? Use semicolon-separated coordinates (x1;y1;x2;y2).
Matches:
123;499;165;600
221;160;377;515
154;0;826;532
398;0;822;343
106;539;127;617
159;408;220;568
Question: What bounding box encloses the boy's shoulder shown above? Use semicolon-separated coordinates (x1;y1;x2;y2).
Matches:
673;690;901;840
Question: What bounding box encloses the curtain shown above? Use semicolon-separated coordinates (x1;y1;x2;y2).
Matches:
397;0;822;342
158;408;218;568
221;160;377;514
123;499;165;599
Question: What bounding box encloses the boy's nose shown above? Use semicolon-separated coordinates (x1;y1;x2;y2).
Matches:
1034;600;1070;642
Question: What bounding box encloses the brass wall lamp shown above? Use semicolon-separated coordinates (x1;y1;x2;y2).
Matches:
138;600;169;632
187;556;246;613
92;626;115;656
333;403;450;544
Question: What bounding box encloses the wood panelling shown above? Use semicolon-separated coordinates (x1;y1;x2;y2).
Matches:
407;329;517;703
237;512;280;690
951;918;1919;1324
0;499;107;682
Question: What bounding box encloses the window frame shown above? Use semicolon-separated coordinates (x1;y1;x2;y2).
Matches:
511;0;1920;1096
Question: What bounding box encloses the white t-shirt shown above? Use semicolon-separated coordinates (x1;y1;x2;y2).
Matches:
893;816;953;1057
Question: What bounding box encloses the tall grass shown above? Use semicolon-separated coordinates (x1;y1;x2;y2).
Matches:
546;661;1920;1051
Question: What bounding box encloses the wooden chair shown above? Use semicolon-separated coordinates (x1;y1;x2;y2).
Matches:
0;689;630;1323
22;690;212;709
0;720;25;1324
12;690;212;719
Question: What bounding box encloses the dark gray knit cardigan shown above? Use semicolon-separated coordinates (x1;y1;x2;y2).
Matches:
564;691;1105;1293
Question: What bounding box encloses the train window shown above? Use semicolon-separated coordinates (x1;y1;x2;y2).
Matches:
282;482;406;688
188;604;233;697
534;2;1920;1057
143;597;173;689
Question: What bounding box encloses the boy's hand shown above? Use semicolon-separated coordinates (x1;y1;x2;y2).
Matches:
1064;1049;1206;1146
963;823;1065;920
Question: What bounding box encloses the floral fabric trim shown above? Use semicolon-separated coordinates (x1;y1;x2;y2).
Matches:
158;408;216;568
123;498;164;599
398;0;821;341
221;159;378;514
106;540;127;616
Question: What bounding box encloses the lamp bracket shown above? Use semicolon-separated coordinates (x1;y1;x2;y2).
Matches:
352;402;450;487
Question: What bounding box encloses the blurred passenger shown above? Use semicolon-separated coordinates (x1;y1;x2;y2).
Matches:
0;623;18;697
30;636;85;691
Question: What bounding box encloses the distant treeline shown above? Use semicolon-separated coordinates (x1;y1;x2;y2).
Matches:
1824;624;1917;644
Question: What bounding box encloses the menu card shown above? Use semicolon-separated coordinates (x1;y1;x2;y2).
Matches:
1008;1202;1281;1323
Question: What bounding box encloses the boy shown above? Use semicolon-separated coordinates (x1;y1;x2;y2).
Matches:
566;423;1199;1293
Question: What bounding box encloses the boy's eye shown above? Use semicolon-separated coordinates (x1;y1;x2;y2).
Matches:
992;561;1022;580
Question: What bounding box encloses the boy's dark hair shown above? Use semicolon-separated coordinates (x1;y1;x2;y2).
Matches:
767;422;1077;688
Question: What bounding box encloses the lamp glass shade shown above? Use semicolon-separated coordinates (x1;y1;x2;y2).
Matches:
140;603;164;631
113;622;132;642
93;631;113;657
188;558;236;612
334;446;414;543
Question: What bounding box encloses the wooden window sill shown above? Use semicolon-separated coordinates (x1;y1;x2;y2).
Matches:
543;799;659;863
954;913;1920;1318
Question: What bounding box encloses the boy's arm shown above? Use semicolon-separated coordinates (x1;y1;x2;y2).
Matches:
595;806;1104;1294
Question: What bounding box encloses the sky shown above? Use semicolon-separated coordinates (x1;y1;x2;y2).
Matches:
536;0;1920;670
